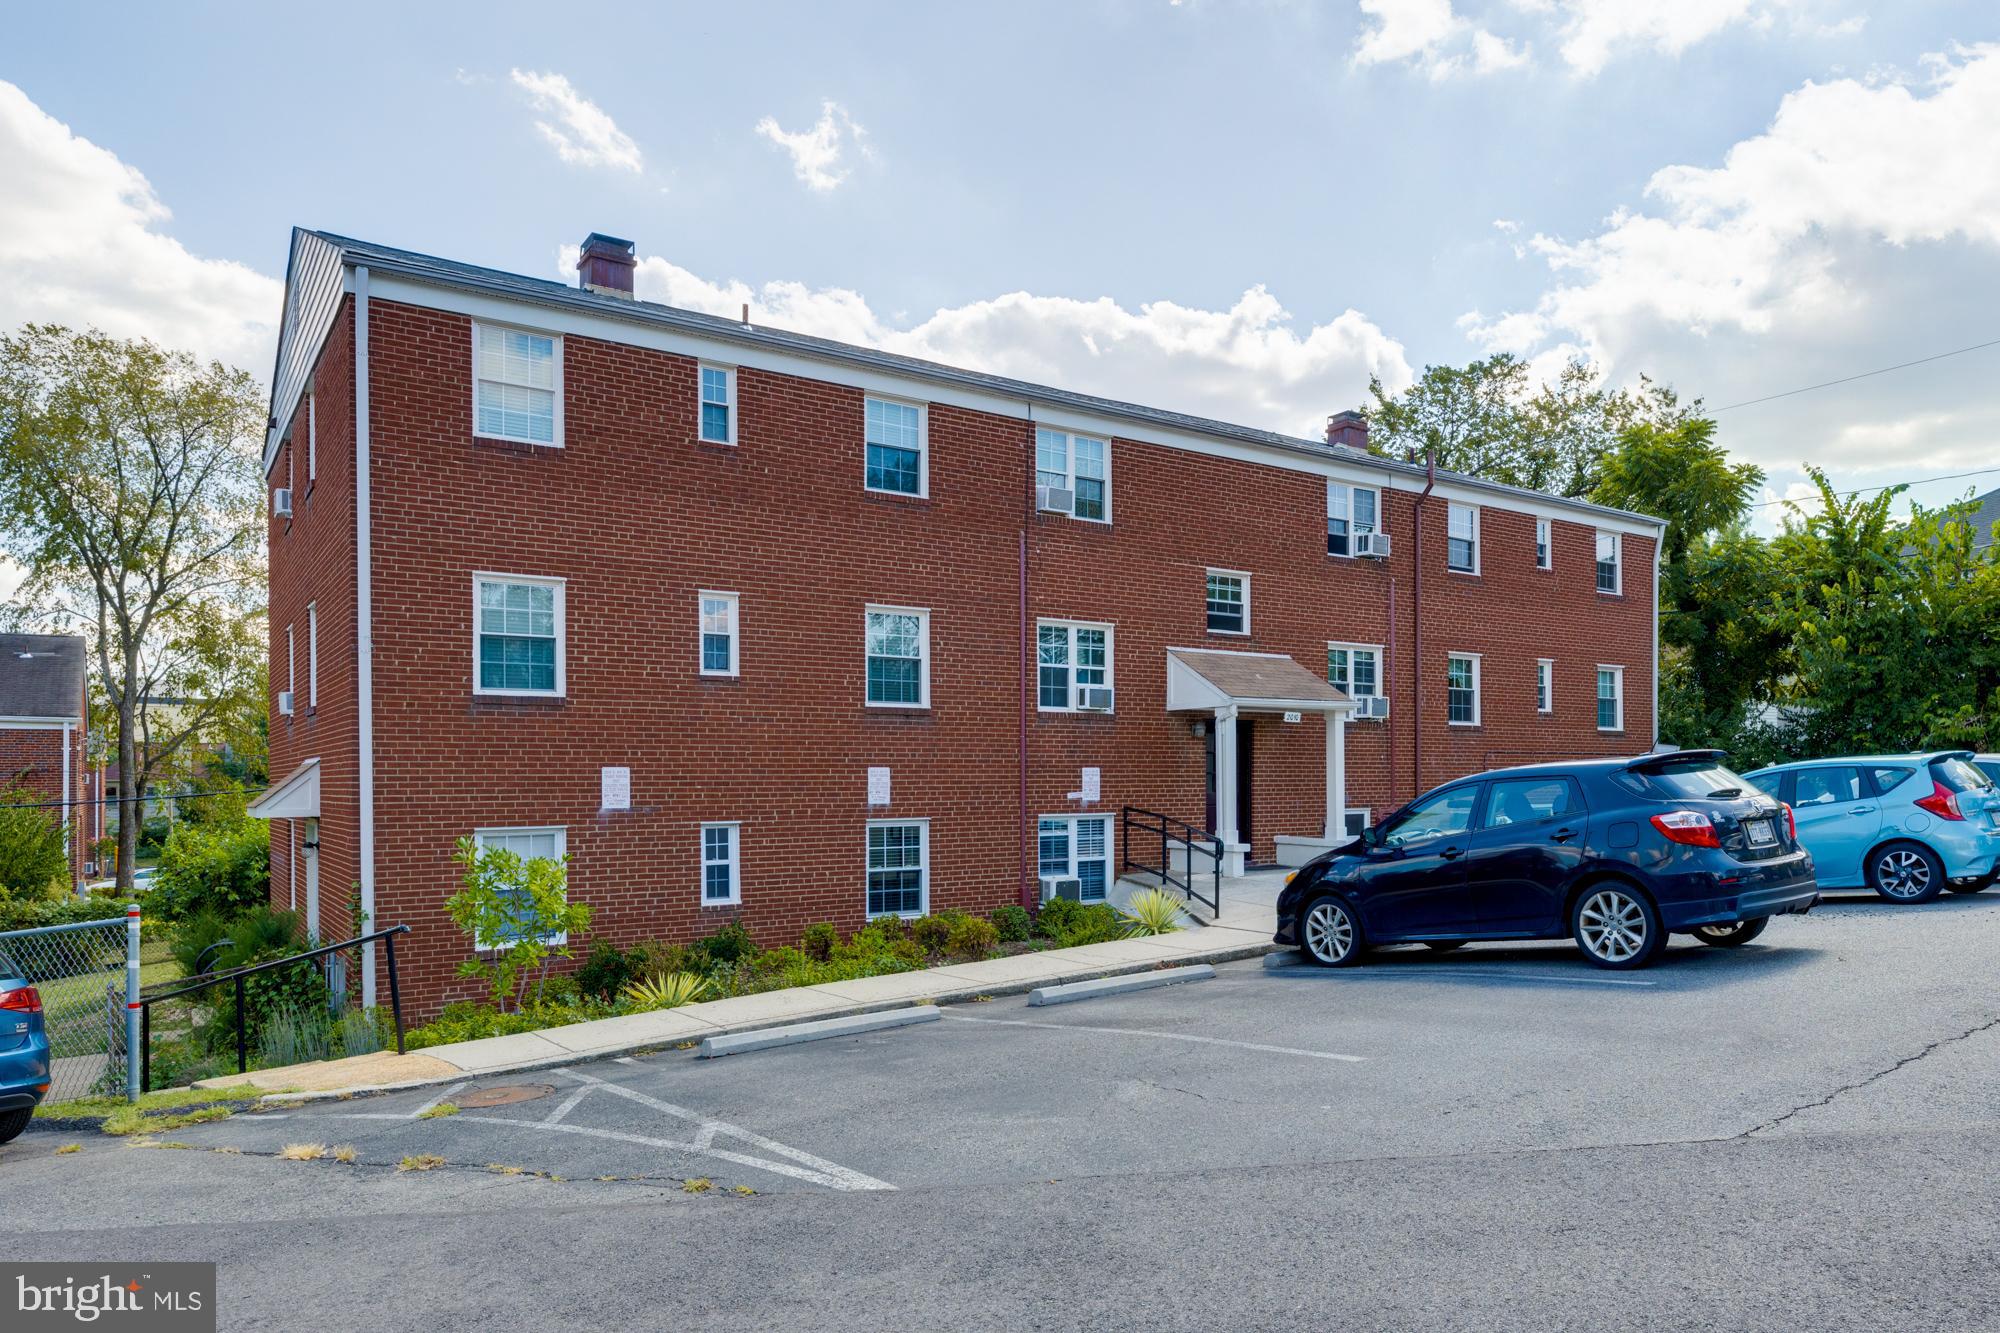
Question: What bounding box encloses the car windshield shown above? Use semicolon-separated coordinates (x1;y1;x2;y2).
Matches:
1635;759;1756;800
1381;786;1478;846
1933;756;1994;792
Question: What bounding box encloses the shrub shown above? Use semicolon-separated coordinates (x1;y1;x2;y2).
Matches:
621;972;710;1011
149;816;270;922
0;896;132;934
0;784;68;900
573;940;634;1001
800;923;839;962
1117;888;1187;938
944;915;999;960
626;939;693;980
989;904;1032;943
690;921;755;970
445;835;591;1012
1033;896;1080;940
1035;898;1119;948
909;912;959;955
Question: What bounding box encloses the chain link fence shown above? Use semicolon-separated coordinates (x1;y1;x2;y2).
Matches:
0;912;166;1103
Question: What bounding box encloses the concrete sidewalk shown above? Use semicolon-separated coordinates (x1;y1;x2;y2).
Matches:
198;911;1280;1098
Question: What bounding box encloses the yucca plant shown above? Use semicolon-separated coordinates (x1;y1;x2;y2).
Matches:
1117;888;1187;938
621;971;711;1012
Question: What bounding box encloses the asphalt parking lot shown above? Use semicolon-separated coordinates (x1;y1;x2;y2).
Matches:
7;890;2000;1330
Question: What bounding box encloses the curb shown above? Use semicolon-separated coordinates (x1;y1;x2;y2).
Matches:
1028;964;1215;1006
698;1006;941;1058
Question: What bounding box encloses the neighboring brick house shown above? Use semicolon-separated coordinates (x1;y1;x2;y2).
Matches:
0;633;90;891
249;228;1665;1016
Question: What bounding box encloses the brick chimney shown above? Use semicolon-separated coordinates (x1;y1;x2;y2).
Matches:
1326;409;1369;450
576;233;636;300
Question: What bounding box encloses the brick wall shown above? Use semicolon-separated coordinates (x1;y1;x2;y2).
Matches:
0;719;89;887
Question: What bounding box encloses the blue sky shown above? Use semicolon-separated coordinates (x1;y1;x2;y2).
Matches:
4;0;1999;534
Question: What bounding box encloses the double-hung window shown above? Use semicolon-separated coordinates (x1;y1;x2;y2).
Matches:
1327;482;1380;557
1037;620;1112;711
1447;503;1479;573
284;624;295;715
1035;428;1110;521
1597;666;1624;731
473;322;561;446
1447;652;1481;725
864;397;926;496
1206;570;1249;635
699;591;739;676
1038;815;1110;902
1536;658;1553;714
475;574;565;696
699;365;737;445
866;819;927;917
701;823;741;905
1326;643;1382;700
472;826;569;947
1596;531;1622;594
1535;518;1551;570
865;606;930;707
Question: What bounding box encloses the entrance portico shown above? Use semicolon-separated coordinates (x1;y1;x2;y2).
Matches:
1165;649;1354;876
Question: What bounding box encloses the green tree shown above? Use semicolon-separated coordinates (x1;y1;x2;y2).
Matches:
446;837;593;1012
0;785;69;900
0;326;267;892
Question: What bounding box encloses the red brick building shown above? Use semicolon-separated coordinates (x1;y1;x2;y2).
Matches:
249;229;1663;1015
0;633;90;891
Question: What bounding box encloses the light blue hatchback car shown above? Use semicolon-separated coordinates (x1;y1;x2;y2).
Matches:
1742;751;2000;903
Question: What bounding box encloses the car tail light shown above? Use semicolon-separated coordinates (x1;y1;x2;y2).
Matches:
0;986;42;1014
1782;802;1796;841
1914;781;1964;821
1650;810;1721;848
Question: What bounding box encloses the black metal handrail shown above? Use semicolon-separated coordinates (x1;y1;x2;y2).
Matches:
139;924;411;1093
1120;807;1221;920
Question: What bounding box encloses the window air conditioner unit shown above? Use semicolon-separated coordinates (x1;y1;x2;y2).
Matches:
1076;686;1115;712
1040;875;1083;903
277;690;295;717
1354;531;1391;559
1037;484;1076;515
272;487;293;519
1358;695;1390;720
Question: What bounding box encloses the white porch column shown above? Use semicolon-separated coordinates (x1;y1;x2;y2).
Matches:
1324;709;1348;841
1215;705;1246;876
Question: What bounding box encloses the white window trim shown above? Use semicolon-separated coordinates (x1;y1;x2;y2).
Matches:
698;363;738;446
284;624;295;715
1037;812;1113;901
865;817;930;919
1447;503;1481;576
864;604;932;709
472;825;569;949
1035;426;1114;524
1326;482;1382;558
1597;664;1625;732
700;821;742;906
1205;568;1251;637
472;572;568;698
1326;641;1384;698
1343;808;1374;838
307;602;318;710
863;395;930;498
1035;619;1116;713
1536;657;1554;715
1596;530;1623;596
699;590;741;678
306;393;317;485
1447;651;1482;727
471;319;565;448
1535;517;1551;571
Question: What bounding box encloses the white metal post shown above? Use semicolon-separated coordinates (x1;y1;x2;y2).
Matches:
124;903;141;1102
1215;705;1242;876
1325;710;1348;841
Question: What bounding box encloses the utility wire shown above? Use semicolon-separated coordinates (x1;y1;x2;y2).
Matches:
0;786;268;812
1712;337;2000;412
1747;465;2000;510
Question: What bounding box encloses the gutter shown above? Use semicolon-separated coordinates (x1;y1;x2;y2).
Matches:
1412;452;1436;797
355;267;377;1006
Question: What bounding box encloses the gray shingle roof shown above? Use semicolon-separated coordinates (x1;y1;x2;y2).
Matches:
1963;487;1999;551
298;228;1665;531
0;633;87;719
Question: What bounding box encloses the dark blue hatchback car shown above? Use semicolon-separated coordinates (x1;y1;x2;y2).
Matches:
1276;751;1820;970
0;948;52;1145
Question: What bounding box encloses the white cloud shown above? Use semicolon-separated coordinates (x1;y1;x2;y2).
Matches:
754;101;869;192
558;246;1412;437
1351;0;1528;80
1538;0;1771;76
0;80;279;373
508;69;643;174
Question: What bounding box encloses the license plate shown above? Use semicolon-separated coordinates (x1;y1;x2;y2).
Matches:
1744;818;1777;848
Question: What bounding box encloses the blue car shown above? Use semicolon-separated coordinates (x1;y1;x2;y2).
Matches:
0;950;51;1145
1276;750;1818;970
1742;752;2000;903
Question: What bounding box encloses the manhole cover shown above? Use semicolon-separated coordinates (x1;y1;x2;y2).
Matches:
457;1084;555;1109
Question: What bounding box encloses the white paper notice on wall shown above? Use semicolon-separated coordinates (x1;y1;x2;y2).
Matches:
867;766;892;807
601;766;632;811
1081;767;1101;802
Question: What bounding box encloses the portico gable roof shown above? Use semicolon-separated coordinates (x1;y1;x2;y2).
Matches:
1165;648;1353;714
248;757;319;820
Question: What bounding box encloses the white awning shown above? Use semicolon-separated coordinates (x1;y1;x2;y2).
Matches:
248;758;319;819
1166;648;1354;714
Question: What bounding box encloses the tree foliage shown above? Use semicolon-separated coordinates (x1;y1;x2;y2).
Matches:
0;785;68;900
447;837;594;1012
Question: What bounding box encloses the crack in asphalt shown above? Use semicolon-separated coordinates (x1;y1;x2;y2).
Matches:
1738;1008;2000;1139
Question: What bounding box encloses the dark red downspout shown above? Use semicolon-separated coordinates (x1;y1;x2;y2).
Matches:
1019;420;1035;911
1411;451;1435;800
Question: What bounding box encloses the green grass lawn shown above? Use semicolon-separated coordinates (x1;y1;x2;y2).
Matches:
35;953;182;1056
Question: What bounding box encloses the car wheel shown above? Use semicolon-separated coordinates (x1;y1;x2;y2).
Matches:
1693;916;1769;947
0;1107;30;1146
1572;884;1665;969
1868;843;1945;904
1424;941;1467;953
1298;894;1363;967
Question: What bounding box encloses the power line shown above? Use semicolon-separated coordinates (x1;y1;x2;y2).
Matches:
0;786;267;812
1712;337;2000;413
1749;465;2000;510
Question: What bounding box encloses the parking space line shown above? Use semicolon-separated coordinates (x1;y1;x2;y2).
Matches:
542;1085;592;1125
940;1013;1365;1062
